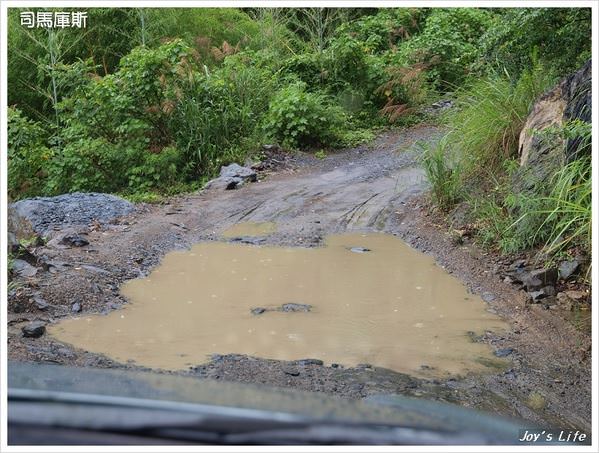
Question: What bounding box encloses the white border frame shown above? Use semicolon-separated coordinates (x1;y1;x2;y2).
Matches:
1;1;597;452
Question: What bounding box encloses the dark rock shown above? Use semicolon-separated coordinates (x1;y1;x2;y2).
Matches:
12;259;38;278
528;289;550;302
252;303;313;315
530;267;558;285
516;60;590;191
511;259;528;269
524;268;558;291
11;192;134;236
558;260;580;280
220;163;257;181
542;285;557;297
32;296;49;310
349;247;371;253
71;302;82;313
230;236;265;245
523;275;543;292
22;321;46;338
283;367;300;376
331;363;341;368
279;303;312;313
226;178;243;190
495;348;514;357
61;234;89;247
563;59;592;161
296;358;324;366
204;164;257;191
357;363;373;369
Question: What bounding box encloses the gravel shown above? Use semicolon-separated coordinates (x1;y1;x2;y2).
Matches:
11;192;134;235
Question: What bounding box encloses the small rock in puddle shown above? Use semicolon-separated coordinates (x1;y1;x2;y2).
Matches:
251;303;312;315
229;237;266;245
349;247;371;253
280;303;312;312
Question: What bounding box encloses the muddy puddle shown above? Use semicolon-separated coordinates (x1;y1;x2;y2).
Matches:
49;232;508;377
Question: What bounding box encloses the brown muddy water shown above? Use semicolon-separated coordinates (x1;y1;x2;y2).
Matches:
49;232;508;377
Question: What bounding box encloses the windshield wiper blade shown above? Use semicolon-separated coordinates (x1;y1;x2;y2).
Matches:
9;388;489;445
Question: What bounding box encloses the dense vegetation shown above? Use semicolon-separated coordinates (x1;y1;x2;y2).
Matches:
7;7;592;258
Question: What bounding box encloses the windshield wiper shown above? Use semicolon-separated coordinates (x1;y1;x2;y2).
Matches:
8;388;493;445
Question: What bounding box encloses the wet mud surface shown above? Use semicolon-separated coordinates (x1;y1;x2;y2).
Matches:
7;125;592;432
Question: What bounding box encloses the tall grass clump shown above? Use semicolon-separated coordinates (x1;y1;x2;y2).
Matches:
445;64;555;178
538;156;592;254
482;121;591;258
421;136;463;211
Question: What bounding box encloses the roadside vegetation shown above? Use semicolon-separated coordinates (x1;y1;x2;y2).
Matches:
7;7;592;262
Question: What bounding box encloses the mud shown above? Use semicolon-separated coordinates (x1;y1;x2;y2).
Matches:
221;221;277;238
7;125;592;432
49;232;507;376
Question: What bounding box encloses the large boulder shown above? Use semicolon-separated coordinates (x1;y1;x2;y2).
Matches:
204;163;257;191
516;60;591;188
10;192;134;237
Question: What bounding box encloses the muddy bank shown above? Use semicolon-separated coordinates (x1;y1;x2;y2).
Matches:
7;125;591;432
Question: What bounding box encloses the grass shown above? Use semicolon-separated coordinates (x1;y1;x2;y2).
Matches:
444;65;555;178
522;156;591;256
423;64;591;269
421;136;462;211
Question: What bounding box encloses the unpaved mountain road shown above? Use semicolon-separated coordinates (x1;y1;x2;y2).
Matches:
8;125;591;432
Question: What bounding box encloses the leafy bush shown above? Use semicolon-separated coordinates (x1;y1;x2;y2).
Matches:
398;8;492;89
264;82;345;149
170;57;275;175
479;8;592;79
7;107;52;199
336;9;426;55
128;146;181;191
337;127;376;147
45;138;137;194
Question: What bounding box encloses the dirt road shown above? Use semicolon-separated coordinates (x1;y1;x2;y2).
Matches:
8;125;591;432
